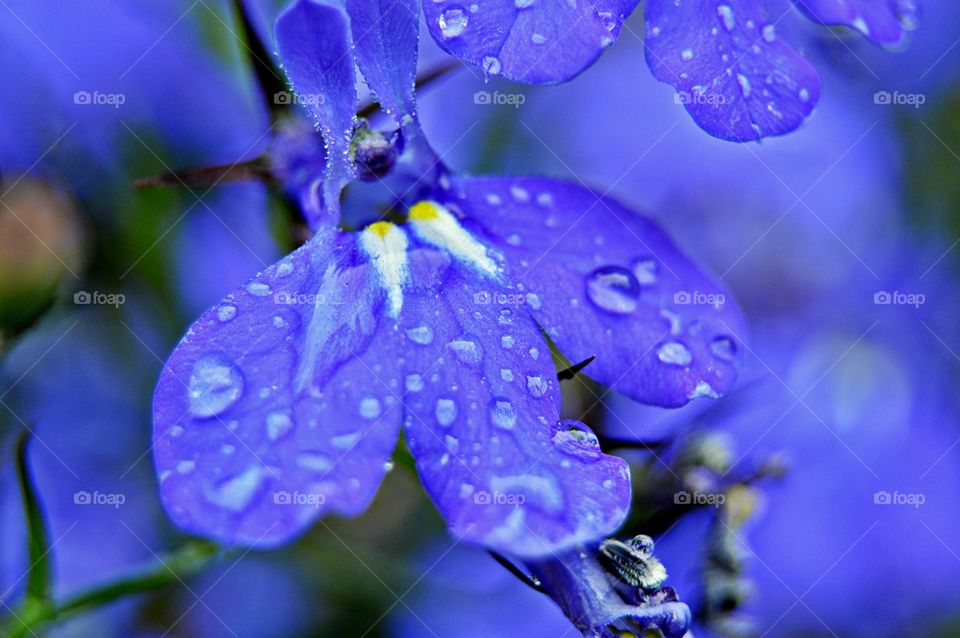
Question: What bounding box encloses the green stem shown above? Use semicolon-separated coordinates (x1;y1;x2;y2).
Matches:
1;541;220;638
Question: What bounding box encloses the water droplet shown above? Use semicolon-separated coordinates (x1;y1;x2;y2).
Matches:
176;459;196;474
188;354;244;418
276;261;294;277
205;465;264;511
586;266;640;314
448;338;483;365
525;292;542;310
709;335;737;362
552;421;602;461
297;453;332;471
359;397;382;419
597;10;617;31
526;375;549;398
500;368;515;382
246;282;272;297
498;308;514;325
529;346;540;360
435;398;458;426
531;32;546;44
681;48;694;61
658;341;692;366
489;398;517;430
761;24;776;42
405;373;424;392
510;185;530;202
439;6;468;39
515;0;535;7
266;410;293;440
632;258;658;285
717;4;735;31
217;305;237;322
331;431;362;449
737;73;751;98
689;381;719;399
481;55;502;76
501;334;515;349
406;325;434;345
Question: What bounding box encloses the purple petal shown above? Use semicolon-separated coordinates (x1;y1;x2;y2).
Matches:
400;265;631;556
795;0;917;46
423;0;641;83
346;0;419;117
275;0;356;224
153;232;402;547
644;0;821;141
445;176;745;408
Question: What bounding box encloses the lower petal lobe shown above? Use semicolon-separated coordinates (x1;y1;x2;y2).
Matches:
444;176;746;408
153;232;402;546
644;0;821;141
398;263;631;556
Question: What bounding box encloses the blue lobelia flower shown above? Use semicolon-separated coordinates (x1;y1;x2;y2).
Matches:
423;0;916;141
152;0;745;556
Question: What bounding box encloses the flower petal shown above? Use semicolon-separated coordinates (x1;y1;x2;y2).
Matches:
275;0;356;224
346;0;419;117
153;232;402;546
443;176;745;408
423;0;641;83
644;0;821;141
795;0;917;46
399;264;631;556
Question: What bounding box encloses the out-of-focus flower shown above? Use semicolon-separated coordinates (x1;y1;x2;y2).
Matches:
422;0;915;140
